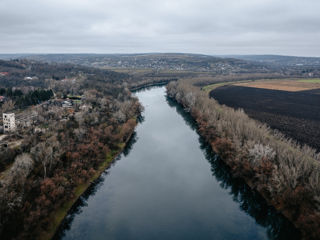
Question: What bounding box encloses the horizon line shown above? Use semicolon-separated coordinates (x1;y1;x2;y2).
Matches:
0;52;319;58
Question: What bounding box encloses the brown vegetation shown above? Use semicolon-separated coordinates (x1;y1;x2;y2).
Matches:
0;60;143;239
167;80;320;239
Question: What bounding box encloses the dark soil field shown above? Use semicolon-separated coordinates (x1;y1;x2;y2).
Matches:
210;85;320;151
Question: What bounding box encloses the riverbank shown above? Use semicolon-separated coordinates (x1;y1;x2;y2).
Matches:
38;121;138;240
33;82;172;240
167;81;320;240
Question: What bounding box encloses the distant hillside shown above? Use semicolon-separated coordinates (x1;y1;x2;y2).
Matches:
0;54;33;60
2;53;320;77
0;59;130;88
17;53;273;74
221;55;320;67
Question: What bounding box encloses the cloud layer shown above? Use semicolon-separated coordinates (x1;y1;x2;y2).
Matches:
1;0;319;56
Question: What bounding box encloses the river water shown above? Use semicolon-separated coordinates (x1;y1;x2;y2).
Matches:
55;87;300;240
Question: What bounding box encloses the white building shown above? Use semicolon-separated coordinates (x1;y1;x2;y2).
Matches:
3;113;16;132
62;100;72;108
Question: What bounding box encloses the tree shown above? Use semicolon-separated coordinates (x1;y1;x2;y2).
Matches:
30;142;55;179
1;100;15;112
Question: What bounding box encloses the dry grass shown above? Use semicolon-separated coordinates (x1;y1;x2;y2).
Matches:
202;80;252;92
298;79;320;83
234;79;320;92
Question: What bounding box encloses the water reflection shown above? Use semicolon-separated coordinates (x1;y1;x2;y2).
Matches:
123;132;138;156
53;176;105;240
55;87;300;240
53;131;139;240
167;96;301;240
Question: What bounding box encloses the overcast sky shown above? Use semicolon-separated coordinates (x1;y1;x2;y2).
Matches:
0;0;319;56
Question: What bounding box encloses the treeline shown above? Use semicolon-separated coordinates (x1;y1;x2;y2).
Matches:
0;88;23;97
167;81;320;240
0;88;54;108
15;89;53;107
0;60;25;70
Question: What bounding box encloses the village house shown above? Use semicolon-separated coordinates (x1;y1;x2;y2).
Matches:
62;100;72;108
23;76;38;81
3;113;16;132
0;72;9;77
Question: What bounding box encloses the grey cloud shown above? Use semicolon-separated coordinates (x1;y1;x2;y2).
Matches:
0;0;319;56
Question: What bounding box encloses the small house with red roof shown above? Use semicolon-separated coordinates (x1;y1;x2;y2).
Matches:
0;72;9;77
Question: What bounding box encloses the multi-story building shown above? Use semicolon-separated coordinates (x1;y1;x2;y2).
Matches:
3;113;16;132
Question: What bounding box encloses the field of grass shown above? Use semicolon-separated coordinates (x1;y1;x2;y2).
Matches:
201;78;320;92
297;78;320;83
234;78;320;92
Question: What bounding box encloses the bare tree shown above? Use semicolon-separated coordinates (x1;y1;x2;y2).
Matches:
1;100;15;113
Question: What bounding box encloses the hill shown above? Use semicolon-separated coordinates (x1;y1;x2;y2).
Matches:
222;54;320;67
12;53;273;74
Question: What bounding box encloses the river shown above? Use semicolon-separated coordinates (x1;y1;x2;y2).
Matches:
55;86;300;240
